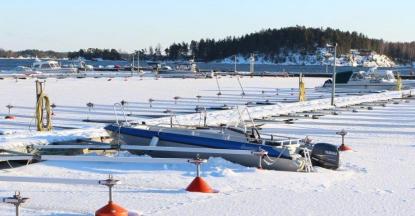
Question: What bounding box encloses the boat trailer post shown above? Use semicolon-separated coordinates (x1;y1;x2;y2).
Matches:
2;191;29;216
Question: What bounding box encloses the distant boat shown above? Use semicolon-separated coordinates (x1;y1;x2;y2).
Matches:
92;58;104;62
156;60;213;78
1;66;43;78
320;68;415;92
32;60;77;73
63;58;93;71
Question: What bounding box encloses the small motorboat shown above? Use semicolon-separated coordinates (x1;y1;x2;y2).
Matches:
154;60;213;78
105;122;340;172
32;60;77;73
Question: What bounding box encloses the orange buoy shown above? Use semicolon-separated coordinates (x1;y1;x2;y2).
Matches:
186;176;214;193
338;144;352;151
95;201;128;216
4;115;15;120
186;158;217;193
96;175;131;216
336;129;351;151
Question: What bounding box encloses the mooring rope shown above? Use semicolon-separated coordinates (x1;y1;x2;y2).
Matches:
35;92;52;131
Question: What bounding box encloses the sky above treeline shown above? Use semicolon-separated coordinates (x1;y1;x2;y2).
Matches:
1;0;414;52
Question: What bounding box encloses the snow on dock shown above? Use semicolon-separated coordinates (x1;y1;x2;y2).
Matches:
148;90;406;126
0;76;411;150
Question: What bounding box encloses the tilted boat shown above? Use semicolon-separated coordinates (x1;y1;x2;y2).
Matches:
105;122;339;172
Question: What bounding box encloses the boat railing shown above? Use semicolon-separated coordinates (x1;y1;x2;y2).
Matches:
259;133;302;146
113;103;129;126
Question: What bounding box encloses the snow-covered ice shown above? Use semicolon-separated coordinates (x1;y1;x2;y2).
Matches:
0;76;414;215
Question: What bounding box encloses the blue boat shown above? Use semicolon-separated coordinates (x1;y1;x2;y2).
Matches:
105;123;339;171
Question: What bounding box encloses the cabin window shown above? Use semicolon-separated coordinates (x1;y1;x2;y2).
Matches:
351;73;364;80
41;64;51;69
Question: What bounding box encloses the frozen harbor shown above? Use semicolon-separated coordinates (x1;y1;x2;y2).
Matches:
0;76;414;215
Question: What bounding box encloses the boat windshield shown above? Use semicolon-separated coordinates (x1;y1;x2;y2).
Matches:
41;63;51;69
351;72;365;80
49;62;60;68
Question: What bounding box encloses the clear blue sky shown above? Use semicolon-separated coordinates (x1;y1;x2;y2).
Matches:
0;0;413;52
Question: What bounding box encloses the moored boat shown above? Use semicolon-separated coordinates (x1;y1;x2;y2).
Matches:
105;123;339;172
32;60;77;73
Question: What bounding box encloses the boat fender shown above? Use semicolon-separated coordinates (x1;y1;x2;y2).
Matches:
149;136;159;146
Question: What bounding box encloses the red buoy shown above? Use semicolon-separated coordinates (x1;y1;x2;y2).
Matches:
186;177;214;193
186;158;217;193
338;144;352;151
96;175;132;216
4;115;15;120
336;129;351;151
95;201;128;216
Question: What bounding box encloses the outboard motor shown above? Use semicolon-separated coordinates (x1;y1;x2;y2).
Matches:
322;79;332;87
310;143;339;170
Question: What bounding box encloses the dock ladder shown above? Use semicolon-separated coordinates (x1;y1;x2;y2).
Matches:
302;148;313;172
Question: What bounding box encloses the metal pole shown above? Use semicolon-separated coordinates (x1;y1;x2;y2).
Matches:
137;51;140;73
196;163;200;177
331;43;337;106
250;53;254;74
109;185;113;202
131;54;134;76
234;55;237;72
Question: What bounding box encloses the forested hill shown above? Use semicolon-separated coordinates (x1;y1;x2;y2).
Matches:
162;26;415;63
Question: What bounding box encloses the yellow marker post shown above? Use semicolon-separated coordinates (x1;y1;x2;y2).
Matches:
396;73;402;91
299;74;306;102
